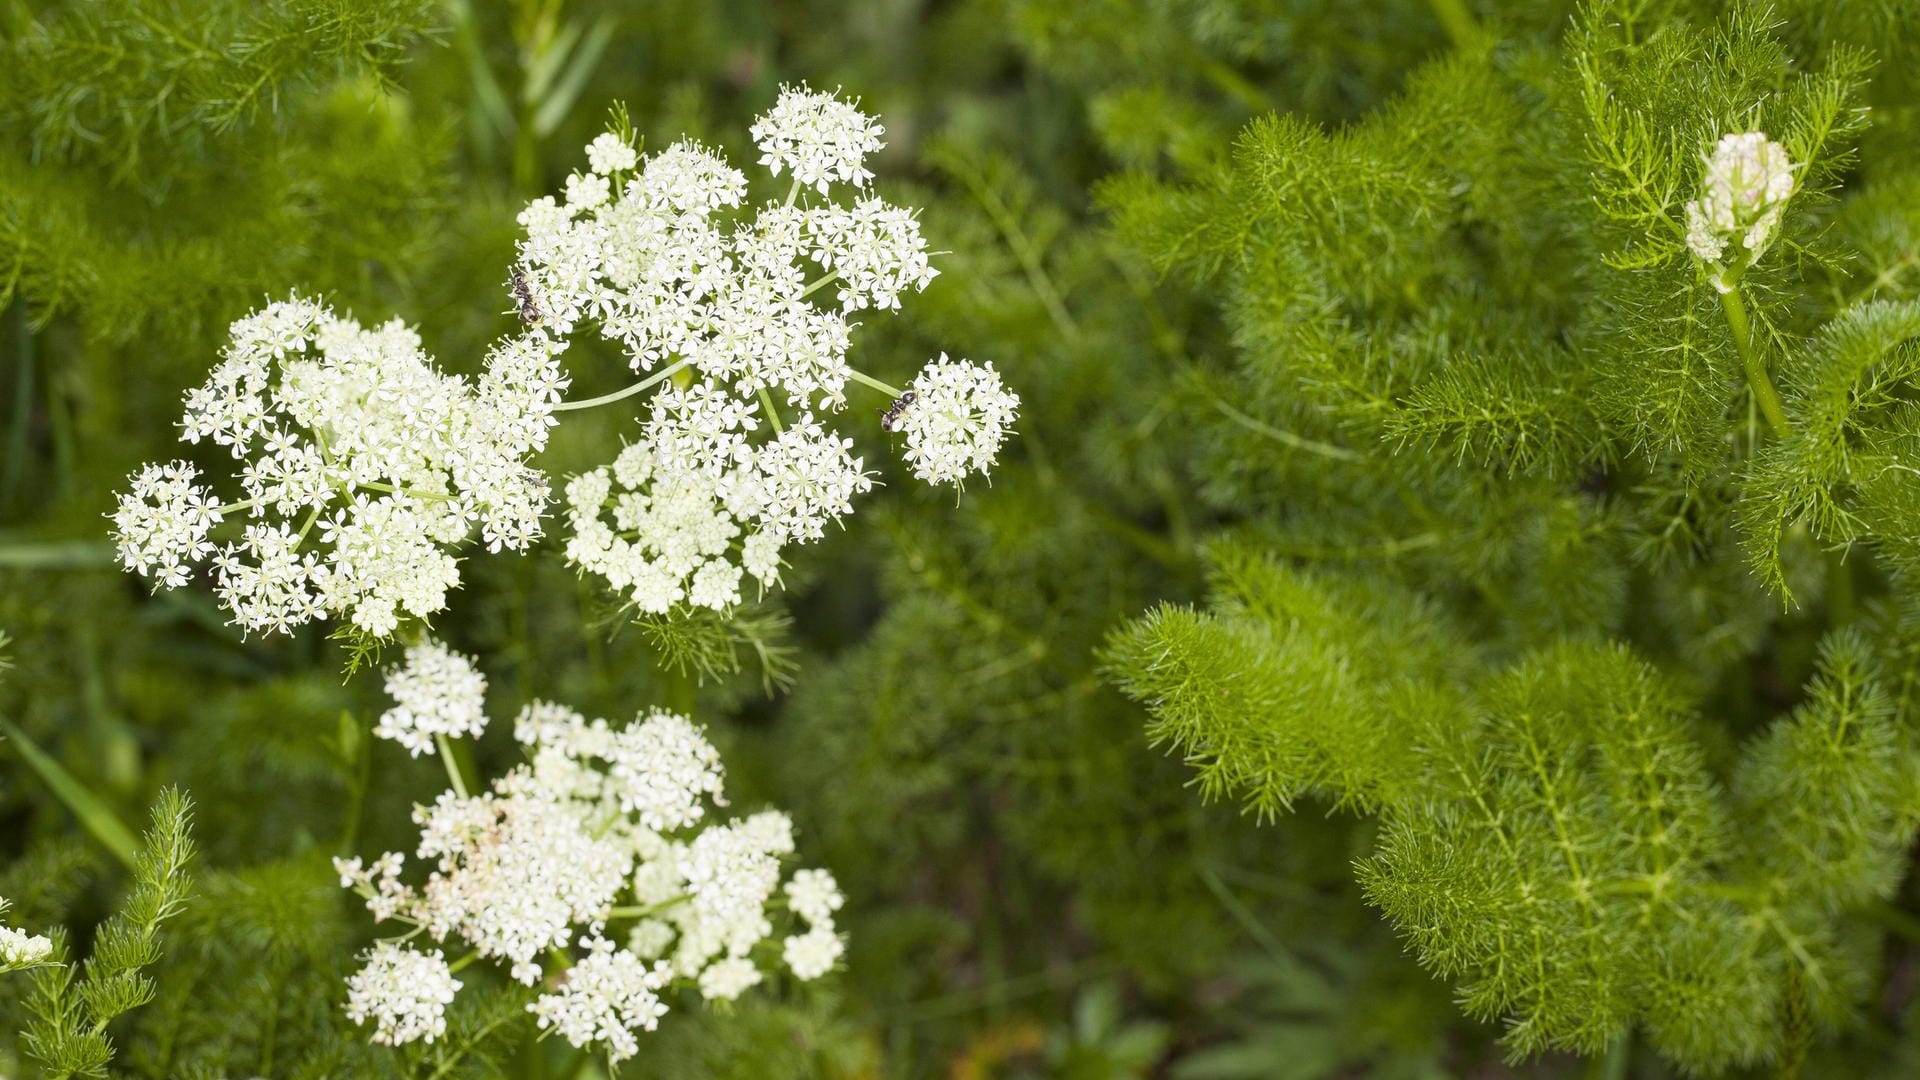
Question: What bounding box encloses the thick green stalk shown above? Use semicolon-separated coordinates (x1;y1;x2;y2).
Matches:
1719;285;1790;438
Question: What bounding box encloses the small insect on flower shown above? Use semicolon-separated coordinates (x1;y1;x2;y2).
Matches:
510;268;542;326
894;356;1020;487
879;391;917;432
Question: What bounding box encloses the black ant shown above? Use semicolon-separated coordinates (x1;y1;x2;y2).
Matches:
879;391;917;432
509;268;542;325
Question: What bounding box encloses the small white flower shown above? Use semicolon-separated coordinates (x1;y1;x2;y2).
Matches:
586;132;639;176
530;936;670;1065
0;923;52;968
629;918;677;960
1684;131;1797;265
0;899;52;972
785;867;844;925
112;461;222;589
566;171;611;210
375;639;489;756
344;943;461;1046
697;956;763;1002
782;925;843;981
895;356;1021;487
750;84;885;194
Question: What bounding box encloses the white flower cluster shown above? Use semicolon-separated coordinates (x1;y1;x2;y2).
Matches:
344;942;461;1046
528;935;669;1063
563;391;871;613
0;899;53;972
111;298;567;637
780;867;845;980
112;462;220;589
895;356;1021;488
1684;131;1797;268
750;86;886;193
513;87;1016;613
374;640;489;756
337;644;843;1063
111;88;1020;637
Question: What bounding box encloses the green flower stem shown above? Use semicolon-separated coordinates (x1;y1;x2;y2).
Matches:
1589;1034;1632;1080
795;270;841;302
0;541;116;569
846;368;905;399
552;357;691;412
447;950;481;975
605;895;688;920
358;482;455;502
756;386;785;435
290;506;322;551
436;734;470;799
1718;284;1791;438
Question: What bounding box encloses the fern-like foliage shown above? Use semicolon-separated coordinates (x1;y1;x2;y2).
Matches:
1101;2;1920;1072
1111;550;1919;1069
20;788;195;1079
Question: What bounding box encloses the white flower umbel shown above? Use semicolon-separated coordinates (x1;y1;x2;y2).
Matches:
410;787;631;984
375;640;489;756
894;356;1021;487
697;955;763;1002
344;942;461;1046
112;461;222;589
506;91;1003;616
751;84;886;194
338;678;844;1062
1684;131;1797;271
530;936;670;1066
513;89;924;401
563;387;873;614
781;867;844;981
513;703;727;831
111;297;568;638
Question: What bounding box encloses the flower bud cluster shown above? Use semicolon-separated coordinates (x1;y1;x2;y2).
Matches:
1684;131;1797;268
